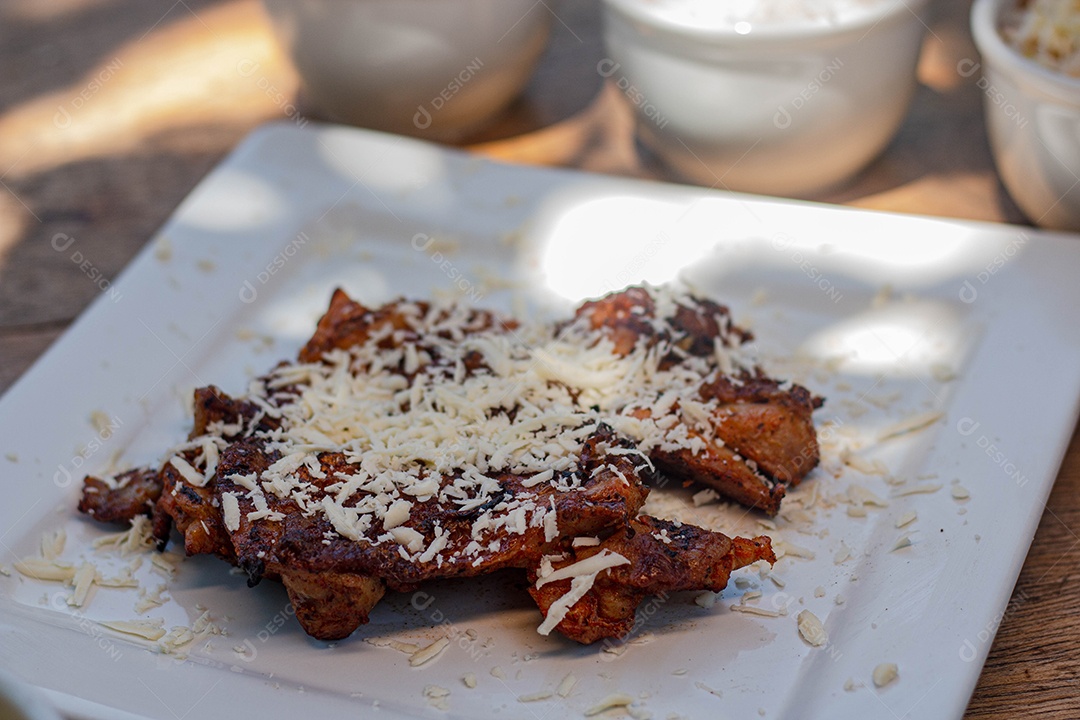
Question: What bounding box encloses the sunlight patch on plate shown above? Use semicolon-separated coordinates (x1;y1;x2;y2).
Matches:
798;299;969;377
769;211;974;272
179;168;286;232
317;128;447;195
537;193;715;302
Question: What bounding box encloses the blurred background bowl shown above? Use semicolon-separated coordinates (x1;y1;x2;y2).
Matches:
600;0;930;197
261;0;552;141
971;0;1080;231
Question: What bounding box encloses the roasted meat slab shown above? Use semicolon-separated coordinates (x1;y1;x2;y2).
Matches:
79;285;818;643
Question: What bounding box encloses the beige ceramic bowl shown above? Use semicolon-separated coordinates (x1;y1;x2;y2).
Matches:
971;0;1080;230
262;0;552;140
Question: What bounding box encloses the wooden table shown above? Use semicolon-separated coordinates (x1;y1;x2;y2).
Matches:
0;1;1076;717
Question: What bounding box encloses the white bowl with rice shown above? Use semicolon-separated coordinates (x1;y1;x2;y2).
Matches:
972;0;1080;230
599;0;931;197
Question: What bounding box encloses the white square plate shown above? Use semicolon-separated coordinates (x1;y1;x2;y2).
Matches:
2;123;1079;720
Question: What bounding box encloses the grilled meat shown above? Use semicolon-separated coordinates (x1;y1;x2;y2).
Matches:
78;468;162;525
574;288;822;515
78;285;819;643
213;424;651;639
527;517;775;644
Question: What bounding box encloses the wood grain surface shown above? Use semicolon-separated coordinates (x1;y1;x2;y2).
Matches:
0;1;1076;717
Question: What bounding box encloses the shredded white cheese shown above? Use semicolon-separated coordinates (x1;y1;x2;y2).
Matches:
14;558;75;582
100;618;167;641
163;286;756;576
536;550;630;635
41;529;66;560
169;455;207;487
872;662;899;688
557;672;578;698
68;562;97;607
585;693;636;717
221;493;241;533
797;610;827;646
535;549;631;589
878;412;942;442
409;637;450;667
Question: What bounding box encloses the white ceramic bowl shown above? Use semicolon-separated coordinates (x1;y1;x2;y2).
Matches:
261;0;552;140
600;0;930;197
971;0;1080;230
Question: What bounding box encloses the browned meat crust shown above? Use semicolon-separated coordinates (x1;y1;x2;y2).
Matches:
77;468;163;525
299;288;518;365
280;569;386;642
577;290;821;515
155;457;234;561
650;439;788;516
570;285;752;358
77;285;820;643
703;373;822;485
528;517;775;644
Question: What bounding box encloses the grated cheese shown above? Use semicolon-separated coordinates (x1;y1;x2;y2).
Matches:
14;558;75;583
774;540;815;560
695;591;719;608
382;500;412;529
365;637;421;654
537;550;630;635
891;534;913;552
585;693;636;717
169;455;207;487
729;604;782;618
68;562;97;607
135;584;169;613
41;529;66;560
872;662;899;688
221;493;241;533
518;690;554;703
93;515;156;554
160;286;756;581
797;610;827;646
878;412;942;442
409;637;450;667
100;618;167;641
692;487;720;506
423;685;451;711
891;483;942;498
535;549;630;589
895;510;917;528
